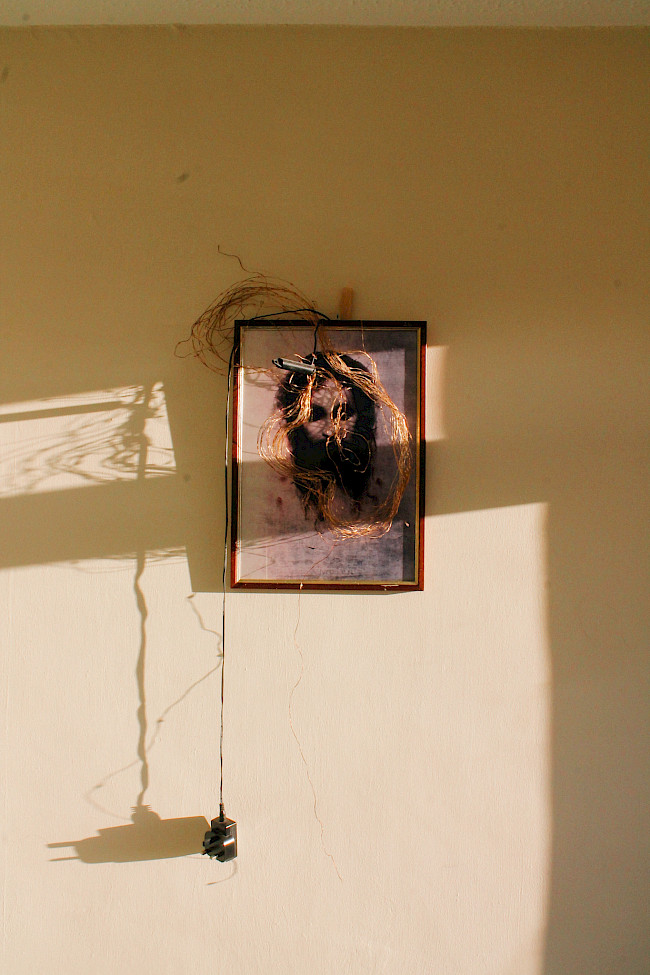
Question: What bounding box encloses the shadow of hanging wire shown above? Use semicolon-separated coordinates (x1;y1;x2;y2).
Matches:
47;387;220;863
84;656;221;823
132;385;154;813
206;860;239;885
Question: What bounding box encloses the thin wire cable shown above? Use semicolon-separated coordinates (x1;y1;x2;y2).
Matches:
249;307;324;362
249;307;324;358
248;308;330;324
220;343;236;819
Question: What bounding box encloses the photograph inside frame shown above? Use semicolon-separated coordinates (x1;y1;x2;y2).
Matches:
232;321;425;589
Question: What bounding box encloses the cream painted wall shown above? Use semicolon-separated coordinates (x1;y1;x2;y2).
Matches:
0;26;647;975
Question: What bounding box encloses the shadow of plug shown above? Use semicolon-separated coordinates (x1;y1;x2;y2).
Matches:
47;806;209;863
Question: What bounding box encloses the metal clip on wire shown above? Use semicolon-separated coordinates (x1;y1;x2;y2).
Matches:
272;357;316;376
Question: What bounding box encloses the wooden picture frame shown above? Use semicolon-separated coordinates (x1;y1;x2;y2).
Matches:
231;321;425;590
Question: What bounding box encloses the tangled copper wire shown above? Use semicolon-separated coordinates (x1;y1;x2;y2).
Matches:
178;277;412;538
176;274;323;373
258;345;411;539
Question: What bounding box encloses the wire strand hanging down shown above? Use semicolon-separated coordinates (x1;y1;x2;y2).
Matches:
220;343;236;817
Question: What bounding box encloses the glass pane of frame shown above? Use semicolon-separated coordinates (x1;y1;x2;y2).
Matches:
231;321;425;591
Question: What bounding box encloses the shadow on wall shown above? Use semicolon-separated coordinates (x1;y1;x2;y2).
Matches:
0;377;226;861
0;379;204;579
48;806;209;863
1;286;647;959
2;314;648;937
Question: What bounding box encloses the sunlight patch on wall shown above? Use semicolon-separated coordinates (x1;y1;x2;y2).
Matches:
425;343;447;442
426;501;551;975
0;383;175;498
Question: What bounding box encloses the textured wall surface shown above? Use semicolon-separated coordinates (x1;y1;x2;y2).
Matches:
1;26;648;975
2;0;650;27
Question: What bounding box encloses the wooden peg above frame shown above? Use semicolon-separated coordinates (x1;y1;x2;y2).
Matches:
338;287;354;320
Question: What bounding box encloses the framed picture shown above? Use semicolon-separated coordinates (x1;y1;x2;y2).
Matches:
231;321;425;590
